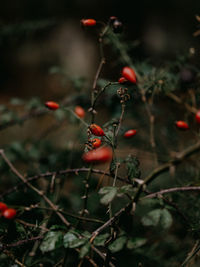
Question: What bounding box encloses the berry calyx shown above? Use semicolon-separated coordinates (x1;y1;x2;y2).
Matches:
81;19;96;27
109;16;118;24
118;77;127;84
175;121;189;130
0;202;8;212
3;208;17;219
82;146;112;163
195;110;200;124
45;101;59;110
90;138;102;148
112;19;123;33
122;67;137;84
124;129;137;138
89;124;105;136
75;106;85;118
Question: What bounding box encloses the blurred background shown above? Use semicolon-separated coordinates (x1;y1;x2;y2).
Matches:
0;0;200;99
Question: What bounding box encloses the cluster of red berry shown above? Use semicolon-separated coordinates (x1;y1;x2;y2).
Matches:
44;19;200;166
0;202;17;219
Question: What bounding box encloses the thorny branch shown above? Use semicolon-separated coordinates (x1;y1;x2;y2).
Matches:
90;140;200;241
0;167;130;199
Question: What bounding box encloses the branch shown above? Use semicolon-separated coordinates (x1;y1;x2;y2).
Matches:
1;236;43;250
143;186;200;199
0;167;130;199
90;140;200;240
0;149;71;228
167;92;197;114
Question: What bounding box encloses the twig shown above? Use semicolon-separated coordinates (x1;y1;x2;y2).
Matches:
2;249;27;267
143;186;200;199
167;92;197;114
115;103;125;141
16;219;49;232
80;165;93;216
181;240;200;266
0;167;130;199
1;236;43;250
0;149;112;266
0;149;71;228
90;140;200;241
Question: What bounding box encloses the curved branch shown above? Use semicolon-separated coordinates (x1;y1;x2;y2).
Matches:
0;168;130;199
143;186;200;199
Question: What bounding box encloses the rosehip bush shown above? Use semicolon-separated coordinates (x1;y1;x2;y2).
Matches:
0;16;200;267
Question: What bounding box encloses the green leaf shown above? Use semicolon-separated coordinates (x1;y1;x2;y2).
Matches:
99;186;118;205
126;237;147;249
69;237;88;248
54;109;66;121
63;232;77;248
93;233;109;246
10;98;24;106
63;232;87;249
26;97;42;110
79;242;91;258
141;208;173;229
117;185;134;197
124;155;141;180
108;236;127;253
40;231;63;253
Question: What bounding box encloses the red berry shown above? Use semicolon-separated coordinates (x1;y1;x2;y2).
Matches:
124;129;137;138
175;121;189;130
122;67;137;84
195;110;200;124
3;208;17;219
89;124;105;136
0;202;8;212
82;147;112;163
90;138;102;148
75;106;85;118
118;77;127;84
45;101;59;110
81;19;96;27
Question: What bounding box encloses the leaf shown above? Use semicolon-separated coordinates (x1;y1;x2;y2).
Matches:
108;236;127;253
54;109;66;121
93;233;109;246
69;237;88;248
117;185;134;197
40;231;63;253
26;97;42;110
79;242;91;258
63;232;77;248
126;237;147;249
160;209;173;229
141;208;173;229
63;232;87;249
10;98;24;106
99;186;118;205
124;155;141;180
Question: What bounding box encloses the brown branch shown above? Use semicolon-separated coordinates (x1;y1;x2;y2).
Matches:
167;92;197;114
1;236;43;250
0;167;130;199
16;219;49;232
0;149;71;228
0;150;113;266
90;140;200;241
2;249;27;267
143;186;200;199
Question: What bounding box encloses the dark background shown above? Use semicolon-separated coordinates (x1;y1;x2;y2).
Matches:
0;0;200;98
